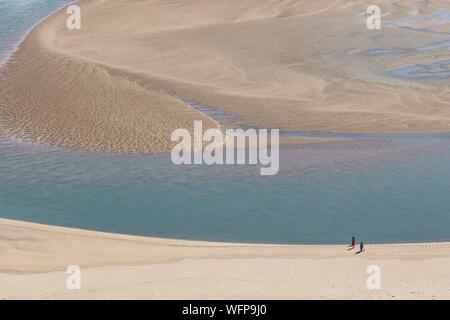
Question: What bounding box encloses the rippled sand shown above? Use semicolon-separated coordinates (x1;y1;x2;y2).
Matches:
1;0;450;152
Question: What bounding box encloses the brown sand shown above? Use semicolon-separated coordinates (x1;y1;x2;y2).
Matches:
1;219;450;299
0;0;218;153
2;1;450;300
2;0;450;153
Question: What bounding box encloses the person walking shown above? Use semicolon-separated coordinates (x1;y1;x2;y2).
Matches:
359;241;364;253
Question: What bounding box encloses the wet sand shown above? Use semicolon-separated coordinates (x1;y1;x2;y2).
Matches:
2;0;450;152
1;0;450;300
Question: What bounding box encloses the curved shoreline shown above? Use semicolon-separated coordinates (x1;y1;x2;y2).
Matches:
1;218;450;299
3;217;450;250
1;0;450;299
3;0;450;154
0;0;217;154
0;1;77;67
1;0;450;246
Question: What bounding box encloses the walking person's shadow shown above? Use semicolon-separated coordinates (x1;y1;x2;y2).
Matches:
348;237;356;251
355;243;365;254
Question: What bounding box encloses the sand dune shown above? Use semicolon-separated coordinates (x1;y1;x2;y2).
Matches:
2;0;450;152
1;219;450;299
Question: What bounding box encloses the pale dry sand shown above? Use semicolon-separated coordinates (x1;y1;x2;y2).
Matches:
1;219;450;300
1;0;450;300
2;0;450;152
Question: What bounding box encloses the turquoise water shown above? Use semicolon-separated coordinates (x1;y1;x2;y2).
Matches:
1;1;450;244
1;136;450;244
0;0;73;64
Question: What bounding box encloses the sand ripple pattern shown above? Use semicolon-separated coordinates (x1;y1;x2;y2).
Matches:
0;29;215;153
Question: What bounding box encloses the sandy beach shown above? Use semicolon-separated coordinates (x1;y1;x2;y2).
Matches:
1;218;450;299
2;0;450;152
1;0;450;300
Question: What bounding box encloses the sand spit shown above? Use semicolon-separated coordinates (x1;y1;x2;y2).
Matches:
0;0;217;153
1;0;450;152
